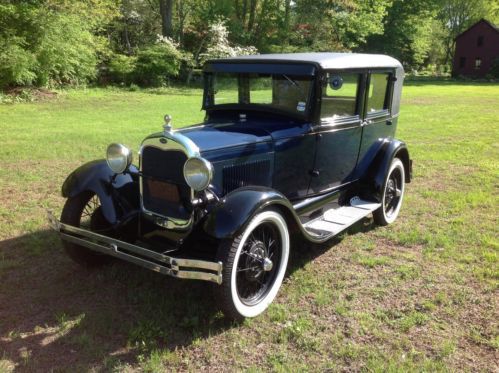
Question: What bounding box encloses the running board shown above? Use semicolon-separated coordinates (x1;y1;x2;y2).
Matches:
303;197;381;238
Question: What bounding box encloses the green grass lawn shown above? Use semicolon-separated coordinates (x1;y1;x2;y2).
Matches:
0;82;497;371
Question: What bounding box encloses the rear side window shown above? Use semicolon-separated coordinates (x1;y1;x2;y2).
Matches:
366;73;390;114
321;73;360;123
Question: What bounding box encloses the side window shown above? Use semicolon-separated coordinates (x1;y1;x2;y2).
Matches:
366;73;390;114
321;73;360;123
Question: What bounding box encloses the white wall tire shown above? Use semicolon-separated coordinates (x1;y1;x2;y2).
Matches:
215;209;290;320
373;158;405;226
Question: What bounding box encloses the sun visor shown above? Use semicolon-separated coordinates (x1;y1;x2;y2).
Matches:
204;63;316;76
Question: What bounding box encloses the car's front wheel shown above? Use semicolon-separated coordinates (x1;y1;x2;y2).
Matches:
216;209;290;320
60;191;112;267
373;157;406;226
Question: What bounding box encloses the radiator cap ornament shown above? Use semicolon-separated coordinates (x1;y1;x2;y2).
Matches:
163;114;172;133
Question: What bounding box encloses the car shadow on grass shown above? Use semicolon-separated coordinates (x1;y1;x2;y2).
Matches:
0;229;234;370
0;217;377;371
287;216;378;274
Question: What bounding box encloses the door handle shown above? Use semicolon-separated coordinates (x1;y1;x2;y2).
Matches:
361;120;372;127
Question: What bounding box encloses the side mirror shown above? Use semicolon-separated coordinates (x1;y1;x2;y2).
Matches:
328;75;343;90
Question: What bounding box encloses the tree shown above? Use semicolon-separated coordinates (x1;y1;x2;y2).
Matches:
0;1;118;88
159;0;173;37
278;0;389;51
437;0;491;65
362;0;439;69
199;20;258;64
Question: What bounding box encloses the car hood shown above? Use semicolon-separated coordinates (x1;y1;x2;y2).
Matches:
178;122;272;154
178;118;311;154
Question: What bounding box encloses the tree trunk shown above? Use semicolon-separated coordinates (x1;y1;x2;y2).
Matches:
123;22;132;54
284;0;290;30
283;0;291;47
248;0;258;32
177;0;190;47
242;0;248;27
159;0;174;37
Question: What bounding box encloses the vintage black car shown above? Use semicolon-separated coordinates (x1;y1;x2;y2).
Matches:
48;53;412;319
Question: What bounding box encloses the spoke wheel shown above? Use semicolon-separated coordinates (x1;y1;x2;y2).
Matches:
60;191;112;267
216;209;290;320
236;222;282;306
374;158;405;226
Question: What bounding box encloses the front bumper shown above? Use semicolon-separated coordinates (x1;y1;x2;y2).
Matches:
47;211;222;284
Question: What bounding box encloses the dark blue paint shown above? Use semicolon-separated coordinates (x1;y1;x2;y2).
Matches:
179;114;315;200
61;160;139;224
180;125;271;153
59;57;412;251
308;126;363;193
356;139;411;201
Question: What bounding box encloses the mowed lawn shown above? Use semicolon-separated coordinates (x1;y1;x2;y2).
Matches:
0;82;497;371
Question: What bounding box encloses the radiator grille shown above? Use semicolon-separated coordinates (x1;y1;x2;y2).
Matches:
222;159;271;195
141;146;191;220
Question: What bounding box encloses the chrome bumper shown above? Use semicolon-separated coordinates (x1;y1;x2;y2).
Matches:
47;211;222;284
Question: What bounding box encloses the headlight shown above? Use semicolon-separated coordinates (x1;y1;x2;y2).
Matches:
183;157;213;191
106;143;132;174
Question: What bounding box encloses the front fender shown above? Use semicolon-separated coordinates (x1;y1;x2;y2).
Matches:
61;160;139;224
358;139;412;202
203;186;297;240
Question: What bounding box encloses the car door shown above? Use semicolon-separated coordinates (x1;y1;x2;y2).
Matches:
357;70;396;166
307;71;365;194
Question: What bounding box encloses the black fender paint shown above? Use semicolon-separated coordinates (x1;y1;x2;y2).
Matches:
202;186;326;243
61;159;139;224
358;139;412;202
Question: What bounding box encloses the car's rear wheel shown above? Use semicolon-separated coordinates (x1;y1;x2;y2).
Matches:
60;191;112;267
216;209;290;320
373;158;405;226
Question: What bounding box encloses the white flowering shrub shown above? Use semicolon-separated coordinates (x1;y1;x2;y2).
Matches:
200;20;258;63
156;34;180;49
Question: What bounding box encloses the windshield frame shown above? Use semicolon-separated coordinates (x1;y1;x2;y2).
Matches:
202;63;317;120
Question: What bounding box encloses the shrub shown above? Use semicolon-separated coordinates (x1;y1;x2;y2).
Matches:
134;37;183;87
108;54;137;84
35;12;97;86
0;37;37;88
0;3;100;89
489;58;499;79
199;20;258;65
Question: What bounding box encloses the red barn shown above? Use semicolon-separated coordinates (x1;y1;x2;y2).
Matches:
452;19;499;78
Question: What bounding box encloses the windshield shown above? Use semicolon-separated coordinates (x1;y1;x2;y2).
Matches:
204;72;314;117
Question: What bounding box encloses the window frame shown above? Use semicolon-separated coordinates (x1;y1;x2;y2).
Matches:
203;72;316;120
364;69;395;121
474;57;482;70
318;69;366;128
459;57;466;69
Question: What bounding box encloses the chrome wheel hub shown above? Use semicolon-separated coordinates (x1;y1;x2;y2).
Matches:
244;241;274;281
262;257;273;272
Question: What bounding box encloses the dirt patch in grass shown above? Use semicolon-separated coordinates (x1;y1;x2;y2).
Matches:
4;87;58;102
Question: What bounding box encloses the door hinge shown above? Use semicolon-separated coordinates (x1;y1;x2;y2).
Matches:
309;170;320;177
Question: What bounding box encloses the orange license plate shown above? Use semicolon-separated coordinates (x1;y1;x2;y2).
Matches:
146;179;180;203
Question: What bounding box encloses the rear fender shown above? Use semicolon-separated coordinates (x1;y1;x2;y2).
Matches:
61;160;139;224
357;139;412;202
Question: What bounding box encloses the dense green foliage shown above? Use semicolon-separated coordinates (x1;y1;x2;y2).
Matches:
0;0;498;89
0;3;98;88
133;41;183;86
